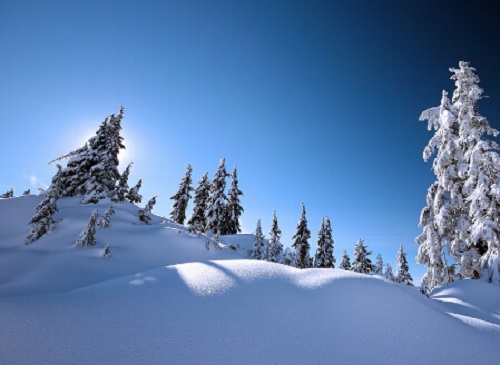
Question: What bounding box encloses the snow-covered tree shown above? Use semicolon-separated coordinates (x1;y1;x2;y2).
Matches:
170;164;194;225
292;203;311;269
127;179;143;204
267;211;283;262
113;162;132;203
281;247;296;267
314;217;335;268
76;209;98;247
374;253;384;275
23;189;30;196
384;263;395;281
395;244;413;285
205;158;229;235
339;250;351;270
187;172;211;233
0;188;13;198
225;164;244;234
103;244;112;258
251;219;265;260
352;239;375;274
139;196;157;225
97;205;115;228
25;166;63;244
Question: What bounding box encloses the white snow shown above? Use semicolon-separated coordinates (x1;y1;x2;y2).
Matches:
1;196;500;364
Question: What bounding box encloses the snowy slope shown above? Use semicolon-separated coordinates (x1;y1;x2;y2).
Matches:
1;196;500;365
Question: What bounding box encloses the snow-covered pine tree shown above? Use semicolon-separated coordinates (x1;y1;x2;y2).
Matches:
281;247;296;266
112;162;132;203
374;253;384;275
314;217;327;267
225;164;244;235
76;209;98;247
315;217;335;268
56;144;91;197
339;250;351;270
23;189;30;196
25;186;58;244
384;263;395;281
0;188;13;198
395;244;413;285
205;158;229;235
103;244;112;257
139;196;157;225
292;203;311;269
352;239;375;274
81;107;125;204
127;179;143;204
170;164;194;225
267;210;283;262
97;205;115;228
187;172;211;233
251;219;265;260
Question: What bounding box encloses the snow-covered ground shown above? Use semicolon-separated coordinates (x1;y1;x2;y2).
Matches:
1;196;500;364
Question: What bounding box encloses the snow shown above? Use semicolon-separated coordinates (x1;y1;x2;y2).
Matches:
1;196;500;364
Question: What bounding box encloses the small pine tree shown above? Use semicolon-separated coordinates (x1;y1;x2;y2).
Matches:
205;158;229;235
385;263;395;281
267;211;283;262
0;188;13;198
127;179;143;204
281;247;296;266
340;250;351;270
139;196;157;225
103;244;112;257
374;253;384;274
251;219;265;260
352;239;375;274
23;189;30;196
225;164;244;234
97;205;115;228
292;203;311;269
76;209;98;247
170;164;194;225
395;244;413;285
187;172;211;233
113;162;132;203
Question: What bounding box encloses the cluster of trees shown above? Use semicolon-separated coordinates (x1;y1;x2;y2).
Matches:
250;204;413;285
171;158;244;239
417;62;500;290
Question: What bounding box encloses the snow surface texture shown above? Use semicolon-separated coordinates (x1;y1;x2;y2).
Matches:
1;196;500;364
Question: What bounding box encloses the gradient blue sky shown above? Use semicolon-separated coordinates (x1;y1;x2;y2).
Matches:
1;0;499;282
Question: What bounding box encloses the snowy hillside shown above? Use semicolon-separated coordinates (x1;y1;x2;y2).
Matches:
1;196;500;365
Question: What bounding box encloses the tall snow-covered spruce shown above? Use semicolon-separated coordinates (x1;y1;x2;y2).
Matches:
225;164;244;235
76;209;98;247
417;61;500;288
267;211;283;262
205;158;229;235
113;162;132;203
352;239;375;274
251;219;265;260
187;172;211;233
292;203;311;269
314;217;335;268
395;244;413;285
170;164;194;225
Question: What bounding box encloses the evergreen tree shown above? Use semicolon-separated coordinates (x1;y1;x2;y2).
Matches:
267;211;283;262
281;247;296;266
103;244;112;257
25;166;62;244
352;239;375;274
374;253;384;274
113;162;132;203
127;179;143;204
384;263;395;281
225;164;244;234
314;217;335;268
251;219;265;259
0;188;13;198
76;209;98;247
187;172;211;233
170;164;194;225
395;244;413;285
139;196;157;225
23;189;30;196
339;250;351;270
292;203;311;269
97;205;115;228
205;158;229;235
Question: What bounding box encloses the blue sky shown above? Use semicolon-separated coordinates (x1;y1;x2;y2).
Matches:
1;0;499;282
